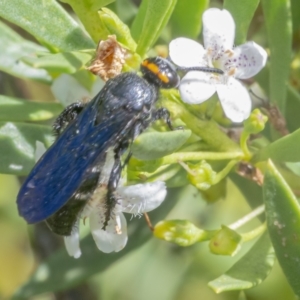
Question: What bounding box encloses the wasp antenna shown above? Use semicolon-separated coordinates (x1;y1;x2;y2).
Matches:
177;66;224;75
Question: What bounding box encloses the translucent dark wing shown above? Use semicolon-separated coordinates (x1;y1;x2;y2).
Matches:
17;97;134;224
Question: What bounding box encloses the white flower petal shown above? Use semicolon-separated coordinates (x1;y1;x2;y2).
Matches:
179;71;217;104
203;9;235;58
117;181;167;214
169;38;206;67
231;42;268;79
90;211;128;253
216;77;251;123
64;226;82;259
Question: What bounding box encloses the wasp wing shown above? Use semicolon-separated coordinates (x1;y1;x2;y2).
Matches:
17;96;135;224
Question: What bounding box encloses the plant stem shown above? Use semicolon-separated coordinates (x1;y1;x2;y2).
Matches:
214;160;238;184
160;151;244;165
240;131;252;160
241;222;267;242
160;94;241;152
229;205;265;230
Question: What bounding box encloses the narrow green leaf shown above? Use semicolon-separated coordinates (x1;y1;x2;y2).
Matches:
224;0;260;45
60;0;115;43
98;8;137;52
0;21;51;83
291;0;300;34
261;0;292;113
0;122;53;175
131;0;177;56
253;128;300;162
170;0;208;39
130;0;148;42
132;130;191;160
115;0;138;23
209;232;275;293
286;84;300;132
0;96;63;122
22;50;94;75
12;187;181;299
263;160;300;297
0;0;95;52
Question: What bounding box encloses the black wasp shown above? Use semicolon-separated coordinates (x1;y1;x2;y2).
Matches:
17;57;181;236
17;57;223;237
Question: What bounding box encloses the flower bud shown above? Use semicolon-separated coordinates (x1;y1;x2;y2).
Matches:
209;225;242;256
186;161;216;191
154;220;211;246
243;109;268;134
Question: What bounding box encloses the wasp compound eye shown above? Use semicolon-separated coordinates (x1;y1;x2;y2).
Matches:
141;57;180;89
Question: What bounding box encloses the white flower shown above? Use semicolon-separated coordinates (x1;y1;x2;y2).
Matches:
64;180;167;258
169;8;267;123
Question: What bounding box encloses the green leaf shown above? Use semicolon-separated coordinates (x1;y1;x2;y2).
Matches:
0;0;95;52
291;0;300;35
209;232;275;293
286;84;300;132
261;0;292;113
170;0;208;39
22;50;94;75
224;0;260;45
51;74;104;107
0;122;53;175
60;0;115;43
0;21;51;83
98;8;137;52
263;160;300;297
131;0;177;56
12;187;181;299
253;128;300;162
132;130;191;160
115;0;138;23
0;96;63;122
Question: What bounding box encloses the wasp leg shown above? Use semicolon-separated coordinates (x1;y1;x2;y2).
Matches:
103;145;124;229
154;108;184;131
53;102;86;137
102;120;146;229
153;107;173;130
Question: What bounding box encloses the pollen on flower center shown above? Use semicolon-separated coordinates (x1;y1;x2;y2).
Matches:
227;67;237;76
225;49;234;57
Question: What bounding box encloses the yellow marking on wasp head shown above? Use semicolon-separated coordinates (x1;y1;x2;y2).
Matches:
142;60;170;83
